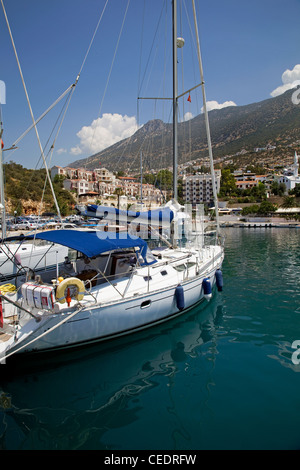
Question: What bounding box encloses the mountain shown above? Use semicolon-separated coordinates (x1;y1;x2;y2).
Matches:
68;87;300;172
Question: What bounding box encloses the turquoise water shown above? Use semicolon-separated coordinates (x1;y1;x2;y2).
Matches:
1;227;300;450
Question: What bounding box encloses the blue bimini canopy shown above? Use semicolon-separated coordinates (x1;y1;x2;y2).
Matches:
30;230;156;265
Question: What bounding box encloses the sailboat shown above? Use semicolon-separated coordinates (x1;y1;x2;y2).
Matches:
0;0;224;362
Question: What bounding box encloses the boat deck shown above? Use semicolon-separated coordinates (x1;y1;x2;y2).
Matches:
0;332;13;342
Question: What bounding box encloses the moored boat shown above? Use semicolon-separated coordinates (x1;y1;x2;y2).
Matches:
0;0;225;362
0;228;223;360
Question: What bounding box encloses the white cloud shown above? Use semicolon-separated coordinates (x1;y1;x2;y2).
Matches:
184;111;193;121
71;113;139;155
270;64;300;97
202;100;237;112
182;111;193;122
70;146;83;155
56;148;67;154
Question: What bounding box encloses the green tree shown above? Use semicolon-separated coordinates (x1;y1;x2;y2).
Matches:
142;173;156;185
156;169;173;191
114;187;124;210
219;169;237;197
241;205;259;215
271;181;286;196
289;184;300;198
257;201;276;215
281;196;296;208
249;182;267;202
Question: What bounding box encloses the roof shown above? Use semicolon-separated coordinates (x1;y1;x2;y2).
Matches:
118;176;136;180
275;208;300;213
29;230;153;264
235;180;257;185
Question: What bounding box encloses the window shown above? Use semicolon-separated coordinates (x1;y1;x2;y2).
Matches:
173;264;186;272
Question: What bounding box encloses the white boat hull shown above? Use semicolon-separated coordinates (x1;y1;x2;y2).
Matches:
1;246;223;358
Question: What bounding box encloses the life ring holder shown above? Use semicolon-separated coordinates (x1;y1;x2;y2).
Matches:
56;277;85;304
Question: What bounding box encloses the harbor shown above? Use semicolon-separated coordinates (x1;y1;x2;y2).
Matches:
0;0;299;453
1;227;300;450
220;217;300;229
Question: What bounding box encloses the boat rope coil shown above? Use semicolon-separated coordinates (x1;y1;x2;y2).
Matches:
0;283;17;294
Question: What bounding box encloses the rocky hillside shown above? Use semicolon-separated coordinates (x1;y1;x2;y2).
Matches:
69;87;300;172
3;163;76;216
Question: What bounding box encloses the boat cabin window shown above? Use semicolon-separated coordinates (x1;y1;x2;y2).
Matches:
67;248;77;262
61;248;138;286
173;262;196;272
173;264;186;272
187;262;196;268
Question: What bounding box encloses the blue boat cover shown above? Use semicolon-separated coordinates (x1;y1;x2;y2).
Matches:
30;230;154;265
79;204;174;225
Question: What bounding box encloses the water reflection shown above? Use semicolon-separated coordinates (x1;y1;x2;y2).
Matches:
0;296;224;450
1;228;300;450
221;228;300;349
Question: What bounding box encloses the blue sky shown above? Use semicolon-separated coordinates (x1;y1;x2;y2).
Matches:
0;0;300;170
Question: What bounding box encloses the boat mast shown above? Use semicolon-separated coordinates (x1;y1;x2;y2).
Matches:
140;150;143;204
172;0;178;201
0;114;6;239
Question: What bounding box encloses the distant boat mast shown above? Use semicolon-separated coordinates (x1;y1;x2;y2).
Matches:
172;0;179;201
0;114;6;239
191;0;220;233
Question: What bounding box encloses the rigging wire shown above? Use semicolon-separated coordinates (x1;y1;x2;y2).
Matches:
131;1;170;175
35;89;76;222
78;0;109;78
88;0;131;157
0;0;109;225
2;0;109;163
192;0;220;232
178;0;203;166
0;0;62;221
3;84;76;161
32;0;110;210
0;0;110;271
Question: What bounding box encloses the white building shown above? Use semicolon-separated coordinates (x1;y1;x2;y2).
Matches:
277;152;300;193
51;165;165;205
183;170;221;206
51;165;116;195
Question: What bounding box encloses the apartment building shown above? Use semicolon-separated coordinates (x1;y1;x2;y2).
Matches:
117;177;166;204
183;171;221;206
51;166;116;195
51;165;166;204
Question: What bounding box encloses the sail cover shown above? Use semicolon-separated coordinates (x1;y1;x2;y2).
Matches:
76;204;175;228
29;230;156;265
